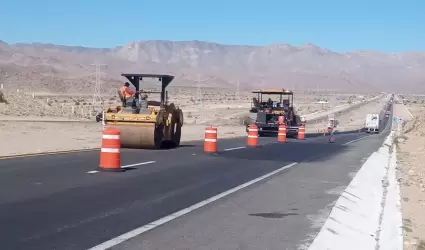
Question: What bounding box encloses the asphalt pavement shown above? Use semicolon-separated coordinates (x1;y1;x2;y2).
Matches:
0;103;393;250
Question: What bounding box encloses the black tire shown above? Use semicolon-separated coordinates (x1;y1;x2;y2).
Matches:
177;109;184;127
172;122;182;147
154;124;164;149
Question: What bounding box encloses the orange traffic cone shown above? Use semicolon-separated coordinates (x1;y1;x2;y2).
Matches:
297;125;305;140
247;124;259;146
204;127;218;153
99;127;123;172
278;124;287;142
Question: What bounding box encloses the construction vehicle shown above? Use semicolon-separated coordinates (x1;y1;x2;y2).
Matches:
103;74;184;149
246;89;304;137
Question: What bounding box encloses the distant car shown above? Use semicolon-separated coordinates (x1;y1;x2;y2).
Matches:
95;111;103;122
385;110;390;118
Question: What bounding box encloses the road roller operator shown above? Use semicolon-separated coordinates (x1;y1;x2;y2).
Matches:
119;82;136;107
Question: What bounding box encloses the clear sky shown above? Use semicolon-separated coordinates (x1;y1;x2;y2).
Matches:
0;0;424;53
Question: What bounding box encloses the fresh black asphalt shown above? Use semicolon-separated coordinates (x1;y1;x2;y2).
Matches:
0;104;392;250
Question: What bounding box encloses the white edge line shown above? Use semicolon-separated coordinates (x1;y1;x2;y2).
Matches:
87;161;156;174
342;135;373;145
121;161;156;168
223;146;246;151
87;162;299;250
403;104;414;118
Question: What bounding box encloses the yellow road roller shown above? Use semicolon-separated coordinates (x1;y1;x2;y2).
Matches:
103;74;184;149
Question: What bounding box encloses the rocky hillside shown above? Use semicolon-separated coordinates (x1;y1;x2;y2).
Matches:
0;40;424;93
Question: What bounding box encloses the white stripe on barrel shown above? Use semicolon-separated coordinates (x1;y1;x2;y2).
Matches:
102;134;120;139
101;148;120;153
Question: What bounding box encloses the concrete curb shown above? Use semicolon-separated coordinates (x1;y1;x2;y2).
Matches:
378;144;403;250
307;131;402;250
0;148;101;160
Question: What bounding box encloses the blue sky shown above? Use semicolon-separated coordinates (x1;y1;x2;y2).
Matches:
0;0;424;52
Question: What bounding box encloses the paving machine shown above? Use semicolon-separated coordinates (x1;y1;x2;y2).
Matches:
247;89;304;137
103;74;184;149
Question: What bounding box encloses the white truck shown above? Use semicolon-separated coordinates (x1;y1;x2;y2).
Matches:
365;113;380;133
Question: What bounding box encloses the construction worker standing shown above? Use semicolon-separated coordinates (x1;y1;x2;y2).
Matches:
118;82;135;107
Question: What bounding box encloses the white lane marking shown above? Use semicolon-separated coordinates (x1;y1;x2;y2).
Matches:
342;135;374;145
87;162;299;250
404;105;414;118
86;161;156;174
121;161;156;169
223;146;245;151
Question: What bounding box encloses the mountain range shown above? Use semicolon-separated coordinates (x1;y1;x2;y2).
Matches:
0;39;424;93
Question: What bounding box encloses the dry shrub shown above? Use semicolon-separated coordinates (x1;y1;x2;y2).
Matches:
0;91;8;104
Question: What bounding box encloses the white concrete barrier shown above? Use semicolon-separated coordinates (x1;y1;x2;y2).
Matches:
378;145;403;250
308;131;402;250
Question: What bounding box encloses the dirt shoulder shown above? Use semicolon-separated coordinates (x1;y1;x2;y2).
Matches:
394;103;425;250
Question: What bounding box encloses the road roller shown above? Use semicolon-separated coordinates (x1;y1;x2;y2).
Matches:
103;74;184;149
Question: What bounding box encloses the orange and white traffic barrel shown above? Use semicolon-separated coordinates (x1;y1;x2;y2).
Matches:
99;127;123;172
204;127;217;153
278;124;287;142
297;125;305;140
247;124;259;146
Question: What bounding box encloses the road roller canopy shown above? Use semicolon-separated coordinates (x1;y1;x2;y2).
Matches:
250;89;293;95
250;89;294;106
121;74;174;105
121;74;174;92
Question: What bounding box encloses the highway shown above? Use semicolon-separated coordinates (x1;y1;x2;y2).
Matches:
0;103;393;250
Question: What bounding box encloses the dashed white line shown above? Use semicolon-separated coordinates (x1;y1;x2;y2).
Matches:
342;135;374;145
87;162;299;250
121;161;156;168
86;161;156;174
223;146;246;151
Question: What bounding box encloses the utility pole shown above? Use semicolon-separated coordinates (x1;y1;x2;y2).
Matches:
127;41;139;61
196;74;209;107
235;79;240;101
195;74;209;123
0;72;7;90
90;62;107;113
196;75;202;107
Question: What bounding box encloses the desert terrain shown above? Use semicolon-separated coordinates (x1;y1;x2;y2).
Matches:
0;83;382;157
394;102;425;250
